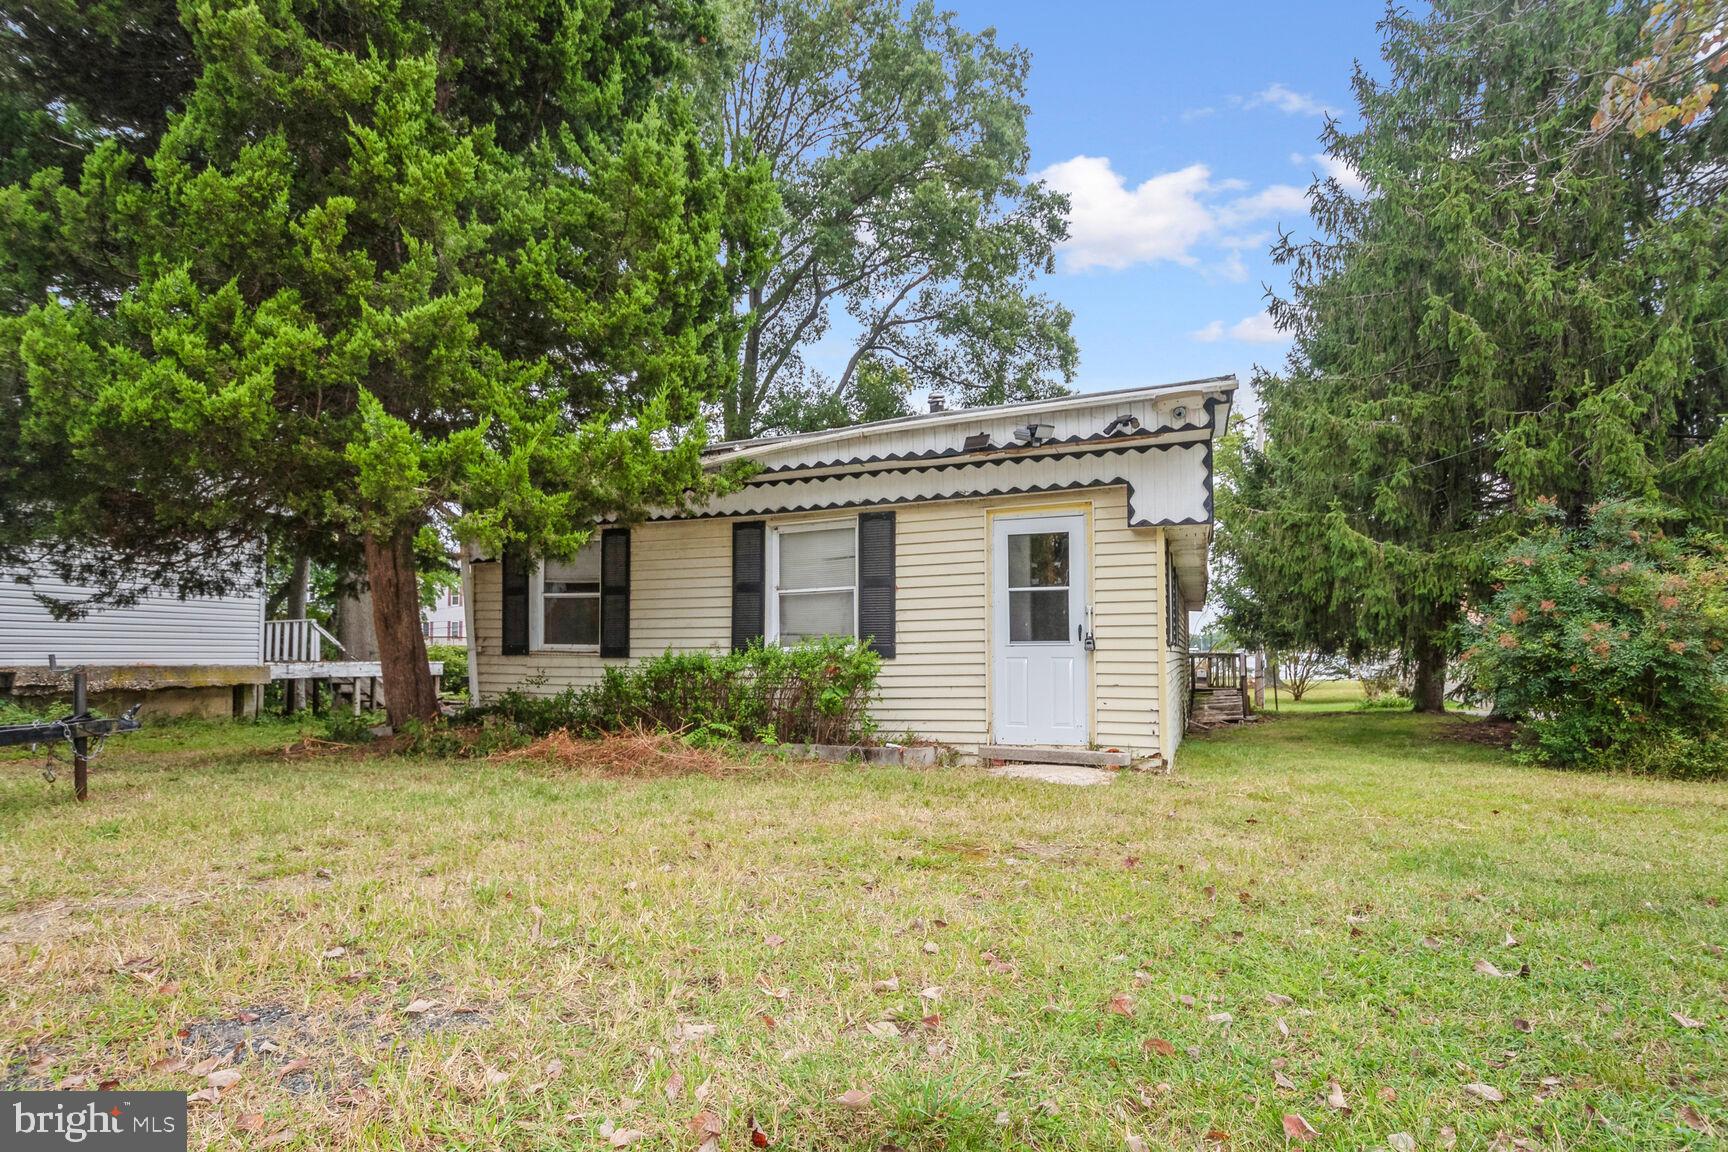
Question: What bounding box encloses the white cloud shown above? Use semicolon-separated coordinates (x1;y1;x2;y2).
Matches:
1292;151;1367;196
1245;83;1336;117
1216;184;1308;228
1037;157;1310;274
1191;311;1289;345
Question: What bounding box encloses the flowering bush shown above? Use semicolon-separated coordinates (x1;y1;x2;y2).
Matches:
1461;500;1728;778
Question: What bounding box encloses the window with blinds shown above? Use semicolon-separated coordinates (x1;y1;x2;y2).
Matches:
773;523;857;643
537;545;600;648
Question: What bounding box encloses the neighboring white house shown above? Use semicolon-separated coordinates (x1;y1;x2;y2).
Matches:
0;564;269;718
467;377;1233;767
422;585;466;642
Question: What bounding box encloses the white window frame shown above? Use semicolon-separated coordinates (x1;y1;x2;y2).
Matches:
767;518;859;645
531;554;601;653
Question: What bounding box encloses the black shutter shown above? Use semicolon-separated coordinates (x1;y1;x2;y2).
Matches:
857;511;896;658
600;528;630;658
501;546;530;656
731;520;766;652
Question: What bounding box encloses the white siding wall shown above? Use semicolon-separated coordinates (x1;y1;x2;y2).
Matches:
472;490;1170;756
0;567;265;667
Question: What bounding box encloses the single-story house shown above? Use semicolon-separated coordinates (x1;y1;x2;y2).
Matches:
466;376;1236;766
0;563;269;718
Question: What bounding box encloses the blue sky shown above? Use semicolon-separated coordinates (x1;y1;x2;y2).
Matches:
935;1;1388;412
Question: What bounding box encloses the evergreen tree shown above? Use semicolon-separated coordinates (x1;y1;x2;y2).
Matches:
0;1;770;724
1218;0;1728;711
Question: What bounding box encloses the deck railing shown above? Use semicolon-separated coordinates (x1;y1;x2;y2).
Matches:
265;618;345;664
1190;650;1250;712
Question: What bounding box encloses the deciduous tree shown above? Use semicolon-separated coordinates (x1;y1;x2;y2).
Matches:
716;0;1076;438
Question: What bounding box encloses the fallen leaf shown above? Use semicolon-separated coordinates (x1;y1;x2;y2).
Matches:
866;1021;900;1039
1464;1083;1505;1103
207;1069;242;1089
1107;993;1135;1016
764;933;786;948
403;998;439;1016
189;1056;225;1077
1388;1134;1417;1152
1204;1130;1229;1145
276;1059;311;1079
1266;993;1294;1007
322;946;346;959
1679;1104;1712;1134
664;1072;684;1102
675;1022;717;1043
188;1088;219;1105
1126;1137;1150;1152
235;1011;260;1023
1377;1087;1399;1103
260;1132;297;1149
236;1113;267;1132
1273;1070;1296;1091
1205;1011;1233;1025
1326;1080;1349;1112
759;985;790;1000
1474;960;1507;978
149;1057;187;1074
1501;933;1519;948
1513;1018;1533;1034
922;941;938;955
609;1129;647;1147
1421;936;1443;949
1144;1037;1176;1057
749;1113;772;1147
836;1088;873;1110
872;978;899;993
483;1068;510;1088
996;1110;1011;1126
1281;1113;1317;1142
919;986;942;1002
689;1110;723;1138
1439;1125;1457;1149
759;1014;777;1030
1671;1012;1705;1029
546;1059;564;1079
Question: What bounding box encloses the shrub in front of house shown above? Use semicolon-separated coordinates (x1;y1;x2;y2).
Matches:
1461;500;1728;778
426;642;468;696
483;637;881;746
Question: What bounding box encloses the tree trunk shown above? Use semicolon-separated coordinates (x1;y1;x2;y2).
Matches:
725;283;765;440
364;525;438;728
286;551;310;713
1410;634;1448;713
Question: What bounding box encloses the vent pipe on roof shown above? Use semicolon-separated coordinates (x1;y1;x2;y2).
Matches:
927;391;946;413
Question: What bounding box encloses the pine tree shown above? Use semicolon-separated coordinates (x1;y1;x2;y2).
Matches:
0;1;771;724
1218;0;1728;711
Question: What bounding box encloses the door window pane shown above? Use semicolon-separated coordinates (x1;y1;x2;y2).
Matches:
779;590;855;643
1010;588;1069;642
1008;533;1069;588
779;526;856;590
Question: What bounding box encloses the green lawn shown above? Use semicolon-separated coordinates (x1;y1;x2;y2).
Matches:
2;713;1724;1150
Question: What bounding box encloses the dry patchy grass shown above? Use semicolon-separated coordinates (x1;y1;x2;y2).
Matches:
1;713;1725;1150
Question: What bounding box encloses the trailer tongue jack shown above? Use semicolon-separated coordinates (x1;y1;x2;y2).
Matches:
0;669;142;800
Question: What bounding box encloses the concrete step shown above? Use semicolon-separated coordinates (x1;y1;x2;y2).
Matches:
978;744;1133;768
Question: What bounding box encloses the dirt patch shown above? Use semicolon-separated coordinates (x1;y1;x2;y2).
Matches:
488;728;757;779
1441;717;1520;749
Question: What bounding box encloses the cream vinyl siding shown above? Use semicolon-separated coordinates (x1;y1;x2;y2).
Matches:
471;489;1171;757
1089;489;1162;752
872;500;989;744
0;565;265;667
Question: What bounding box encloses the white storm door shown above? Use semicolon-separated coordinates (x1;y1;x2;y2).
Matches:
992;514;1088;745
